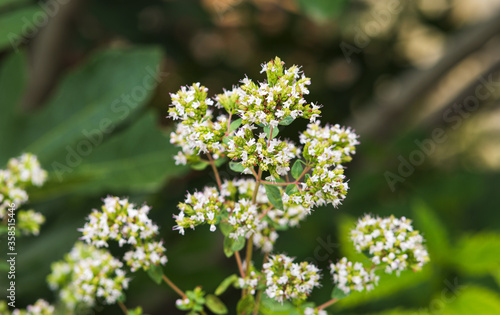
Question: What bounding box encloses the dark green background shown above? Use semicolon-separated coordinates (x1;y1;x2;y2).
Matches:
1;0;500;314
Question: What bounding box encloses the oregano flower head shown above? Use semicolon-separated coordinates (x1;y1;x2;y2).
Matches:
79;196;167;272
47;242;129;308
263;254;321;303
351;214;430;274
0;153;48;235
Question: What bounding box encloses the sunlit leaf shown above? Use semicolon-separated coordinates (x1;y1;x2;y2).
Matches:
441;286;500;315
412;200;451;262
453;232;500;275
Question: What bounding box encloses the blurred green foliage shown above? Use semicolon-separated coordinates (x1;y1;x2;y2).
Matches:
1;0;500;314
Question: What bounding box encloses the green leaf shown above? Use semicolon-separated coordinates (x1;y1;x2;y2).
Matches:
278;116;294;126
0;225;8;236
0;0;27;9
264;184;283;210
296;0;348;23
205;294;228;314
0;261;9;272
229;161;245;173
0;6;41;51
191;161;210;170
127;307;143;315
0;48;161;165
232;236;246;252
229;118;242;132
264;125;279;139
29;48;162;161
285;184;299;196
331;286;349;299
223;235;244;258
0;51;28;165
335;266;432;309
223;236;235;258
492;269;500;288
222;136;231;145
337;216;366;262
453;232;500;275
291;160;304;180
259;297;295;315
369;309;428;315
412;200;450;261
30;112;188;199
215;274;238;296
237;294;255;315
441;286;500;315
219;223;233;237
215;157;228;167
147;264;164;285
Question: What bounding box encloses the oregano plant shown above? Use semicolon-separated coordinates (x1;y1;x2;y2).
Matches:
0;57;429;315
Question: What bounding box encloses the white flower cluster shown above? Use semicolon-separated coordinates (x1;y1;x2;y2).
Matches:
169;83;228;165
0;153;47;220
283;164;349;211
47;242;129;308
300;122;359;166
351;215;430;274
330;257;379;295
170;113;228;165
275;121;360;213
236;57;321;126
237;271;260;295
263;254;321;303
223;178;268;204
267;204;311;228
253;220;279;253
226;124;300;178
173;186;224;235
17;209;45;235
7;299;54;315
79;196;167;272
168;58;322;179
168;82;214;121
226;198;261;239
304;307;327;315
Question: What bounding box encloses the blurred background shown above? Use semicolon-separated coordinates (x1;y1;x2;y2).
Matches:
1;0;500;314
